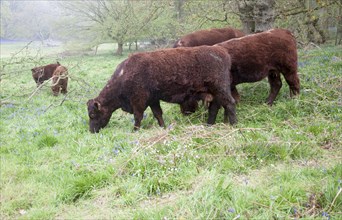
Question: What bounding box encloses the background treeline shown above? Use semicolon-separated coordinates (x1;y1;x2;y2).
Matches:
1;0;341;55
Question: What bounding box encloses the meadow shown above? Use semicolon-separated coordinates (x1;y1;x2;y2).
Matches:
0;41;341;219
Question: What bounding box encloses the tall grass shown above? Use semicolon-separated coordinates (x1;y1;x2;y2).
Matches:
0;43;341;219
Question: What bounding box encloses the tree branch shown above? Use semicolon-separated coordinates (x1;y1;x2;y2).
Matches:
275;1;336;19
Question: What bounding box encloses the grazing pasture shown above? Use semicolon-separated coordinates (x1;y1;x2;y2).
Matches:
0;42;341;219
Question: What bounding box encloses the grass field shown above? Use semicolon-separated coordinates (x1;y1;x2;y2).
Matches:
0;42;341;219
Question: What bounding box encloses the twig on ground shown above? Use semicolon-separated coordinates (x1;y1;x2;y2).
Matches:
328;187;342;212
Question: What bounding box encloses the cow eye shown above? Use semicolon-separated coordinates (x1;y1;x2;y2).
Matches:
89;113;96;119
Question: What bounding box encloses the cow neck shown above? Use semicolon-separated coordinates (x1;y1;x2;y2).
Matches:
97;80;121;112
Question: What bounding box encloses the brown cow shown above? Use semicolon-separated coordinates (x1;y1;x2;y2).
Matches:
173;27;245;48
181;28;300;114
51;65;68;96
31;62;60;86
216;28;300;105
87;46;237;133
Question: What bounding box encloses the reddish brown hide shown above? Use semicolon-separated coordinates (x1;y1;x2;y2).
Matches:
173;27;245;48
31;62;60;86
216;28;300;105
87;46;237;133
51;65;68;96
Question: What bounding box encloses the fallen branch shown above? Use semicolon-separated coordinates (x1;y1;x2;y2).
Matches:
43;89;71;112
28;78;53;101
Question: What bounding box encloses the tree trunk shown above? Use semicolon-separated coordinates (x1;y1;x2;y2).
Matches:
312;18;326;44
128;41;138;51
237;0;255;33
301;0;326;44
116;43;123;56
253;0;275;32
94;45;99;55
237;0;275;33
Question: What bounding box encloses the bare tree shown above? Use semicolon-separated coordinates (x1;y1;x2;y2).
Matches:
58;0;164;56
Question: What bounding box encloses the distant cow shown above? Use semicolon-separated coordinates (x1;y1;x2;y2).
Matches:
51;65;68;96
173;27;245;48
216;28;300;105
87;46;237;133
31;62;60;86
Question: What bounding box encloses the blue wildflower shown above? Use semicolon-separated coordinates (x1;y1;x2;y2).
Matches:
112;148;119;156
4;103;14;108
292;207;297;214
322;211;330;219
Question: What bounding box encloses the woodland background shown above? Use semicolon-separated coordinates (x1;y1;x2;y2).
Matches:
1;0;341;55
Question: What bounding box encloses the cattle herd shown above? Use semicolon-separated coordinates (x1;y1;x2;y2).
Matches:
31;27;300;133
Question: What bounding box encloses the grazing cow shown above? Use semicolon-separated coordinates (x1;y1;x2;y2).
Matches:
31;62;60;86
51;65;68;96
173;27;245;48
87;46;237;133
215;28;300;105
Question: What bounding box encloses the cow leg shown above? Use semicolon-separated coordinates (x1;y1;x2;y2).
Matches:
223;102;237;125
61;79;68;94
150;102;165;128
51;85;60;96
61;87;67;94
231;86;240;103
207;100;220;125
133;110;144;131
215;88;237;125
266;70;282;105
132;100;147;131
51;76;59;96
283;71;300;98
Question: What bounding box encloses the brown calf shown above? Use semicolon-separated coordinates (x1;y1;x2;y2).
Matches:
31;62;60;86
51;65;68;96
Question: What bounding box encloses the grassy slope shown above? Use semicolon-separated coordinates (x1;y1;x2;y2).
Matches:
0;44;341;219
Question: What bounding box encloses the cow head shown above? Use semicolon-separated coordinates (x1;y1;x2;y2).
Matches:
87;99;112;133
180;99;198;115
180;93;214;115
31;67;44;85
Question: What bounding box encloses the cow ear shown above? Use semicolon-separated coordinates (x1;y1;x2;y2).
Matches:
94;101;101;111
87;99;101;111
57;61;60;65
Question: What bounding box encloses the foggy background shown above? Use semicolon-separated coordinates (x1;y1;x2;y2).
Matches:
1;0;341;56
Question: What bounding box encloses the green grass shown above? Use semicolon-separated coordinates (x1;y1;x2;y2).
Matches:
0;43;341;219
